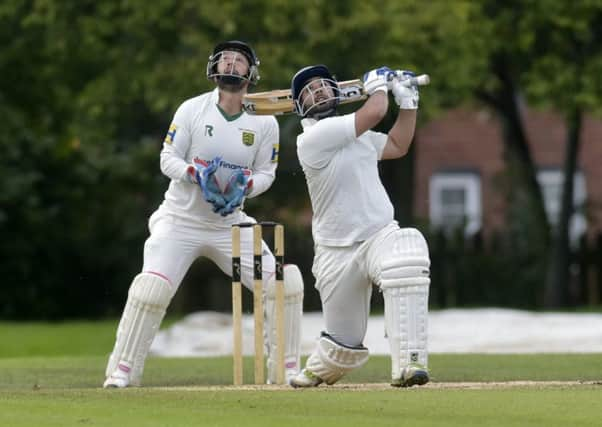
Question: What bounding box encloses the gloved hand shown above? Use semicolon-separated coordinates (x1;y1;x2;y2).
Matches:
193;156;227;212
217;168;253;216
362;66;394;96
393;69;416;83
392;78;419;110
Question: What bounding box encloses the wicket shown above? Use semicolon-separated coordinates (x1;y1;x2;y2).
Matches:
231;222;285;385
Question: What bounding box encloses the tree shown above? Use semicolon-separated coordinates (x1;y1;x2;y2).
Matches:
521;1;602;306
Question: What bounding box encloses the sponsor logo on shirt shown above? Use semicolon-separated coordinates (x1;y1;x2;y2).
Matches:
271;143;279;163
241;130;255;146
164;124;177;144
193;157;246;170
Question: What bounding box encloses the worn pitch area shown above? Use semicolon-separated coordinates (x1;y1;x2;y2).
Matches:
154;380;602;391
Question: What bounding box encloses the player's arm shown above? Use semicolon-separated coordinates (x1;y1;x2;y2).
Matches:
159;101;195;182
247;117;279;198
381;110;416;159
354;67;391;137
381;74;420;160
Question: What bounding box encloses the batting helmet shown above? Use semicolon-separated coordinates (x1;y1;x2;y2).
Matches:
291;65;340;118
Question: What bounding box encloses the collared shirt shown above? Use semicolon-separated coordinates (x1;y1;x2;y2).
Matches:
158;88;279;227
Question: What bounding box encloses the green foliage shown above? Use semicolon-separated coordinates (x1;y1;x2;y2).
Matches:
2;1;602;318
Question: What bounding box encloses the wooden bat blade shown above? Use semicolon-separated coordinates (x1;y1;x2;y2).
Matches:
242;73;430;115
243;80;366;116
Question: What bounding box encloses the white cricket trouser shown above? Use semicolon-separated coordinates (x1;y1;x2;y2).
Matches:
312;222;401;347
143;210;275;291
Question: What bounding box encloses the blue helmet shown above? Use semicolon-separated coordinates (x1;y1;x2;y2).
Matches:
291;65;340;118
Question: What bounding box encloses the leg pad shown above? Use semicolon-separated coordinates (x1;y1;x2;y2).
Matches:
105;273;173;386
304;332;369;385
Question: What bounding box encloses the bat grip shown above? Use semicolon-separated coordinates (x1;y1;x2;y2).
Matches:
392;73;430;87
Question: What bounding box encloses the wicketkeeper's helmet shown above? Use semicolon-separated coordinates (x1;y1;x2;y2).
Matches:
207;40;260;85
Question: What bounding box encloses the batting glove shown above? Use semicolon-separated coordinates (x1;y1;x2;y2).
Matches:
362;66;394;96
393;69;416;82
392;79;419;110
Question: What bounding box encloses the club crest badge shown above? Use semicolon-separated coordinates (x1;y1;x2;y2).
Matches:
242;131;255;146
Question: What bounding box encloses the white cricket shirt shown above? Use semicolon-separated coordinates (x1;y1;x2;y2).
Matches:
158;88;279;227
296;113;394;246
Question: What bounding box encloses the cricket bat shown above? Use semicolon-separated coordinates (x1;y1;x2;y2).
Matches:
243;74;430;116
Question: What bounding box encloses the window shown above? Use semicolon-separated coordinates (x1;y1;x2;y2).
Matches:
429;172;482;235
537;169;587;245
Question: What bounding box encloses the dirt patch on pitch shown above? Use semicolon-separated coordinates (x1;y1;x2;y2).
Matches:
155;380;602;392
339;381;602;390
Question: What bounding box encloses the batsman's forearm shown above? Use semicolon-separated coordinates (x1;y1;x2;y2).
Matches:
389;110;416;155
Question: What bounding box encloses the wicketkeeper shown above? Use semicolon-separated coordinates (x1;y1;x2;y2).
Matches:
103;40;304;388
288;65;430;388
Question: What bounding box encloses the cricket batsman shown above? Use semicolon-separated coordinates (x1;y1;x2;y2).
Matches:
288;65;430;388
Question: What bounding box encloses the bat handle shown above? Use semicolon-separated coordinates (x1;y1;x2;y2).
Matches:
390;72;430;87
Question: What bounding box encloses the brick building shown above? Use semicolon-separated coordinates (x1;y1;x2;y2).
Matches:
414;108;602;241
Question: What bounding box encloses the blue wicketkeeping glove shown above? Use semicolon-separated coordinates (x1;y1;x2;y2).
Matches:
216;168;252;216
194;156;227;213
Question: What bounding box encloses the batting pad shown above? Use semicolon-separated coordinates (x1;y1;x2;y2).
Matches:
305;333;369;385
383;284;429;381
266;264;304;384
105;273;173;386
378;228;430;382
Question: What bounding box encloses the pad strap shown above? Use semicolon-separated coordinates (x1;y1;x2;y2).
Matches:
379;257;430;289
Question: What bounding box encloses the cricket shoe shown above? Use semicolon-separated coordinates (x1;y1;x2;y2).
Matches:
267;368;302;385
391;364;429;388
289;369;323;388
103;363;132;388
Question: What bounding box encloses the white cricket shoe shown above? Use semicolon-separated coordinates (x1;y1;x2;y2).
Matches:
286;368;299;384
103;364;131;388
267;368;300;385
392;364;429;388
289;369;323;388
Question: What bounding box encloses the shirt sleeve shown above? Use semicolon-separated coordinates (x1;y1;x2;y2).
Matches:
247;116;279;198
365;130;388;160
159;101;193;181
297;113;356;169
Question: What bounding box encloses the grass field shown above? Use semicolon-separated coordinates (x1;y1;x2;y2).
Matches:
1;321;601;427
